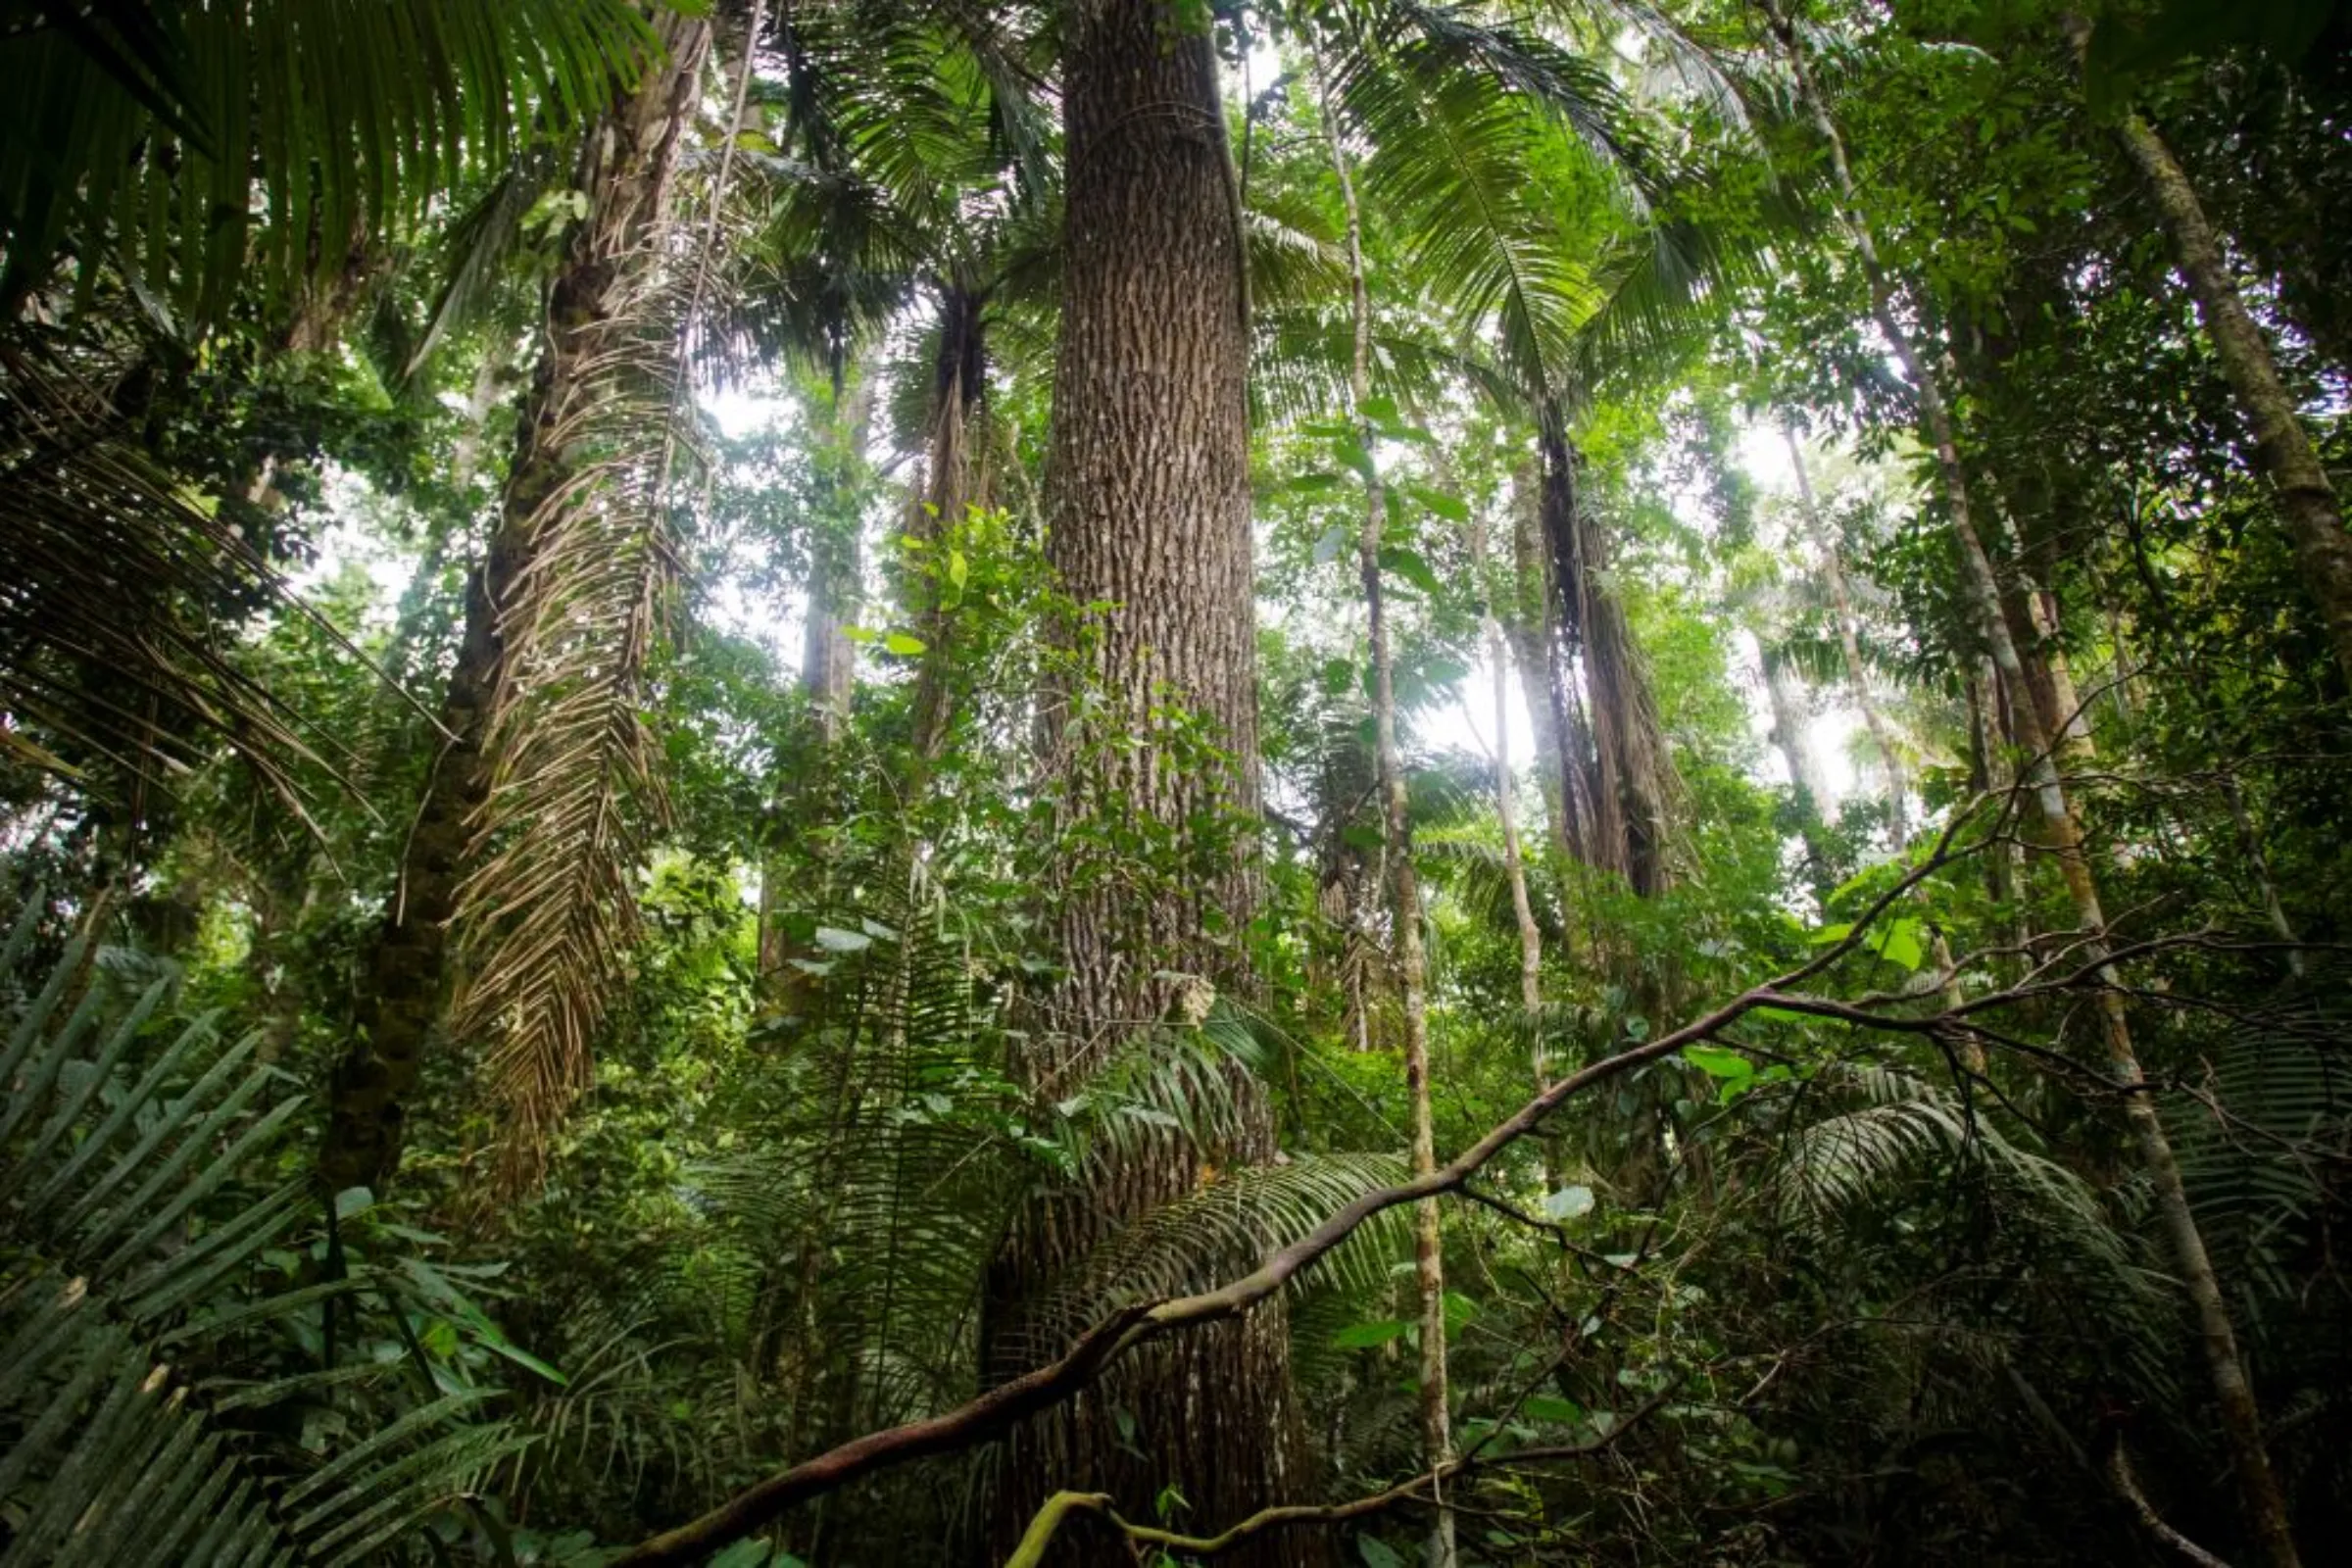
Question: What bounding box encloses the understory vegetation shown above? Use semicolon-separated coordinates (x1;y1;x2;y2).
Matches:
3;0;2350;1564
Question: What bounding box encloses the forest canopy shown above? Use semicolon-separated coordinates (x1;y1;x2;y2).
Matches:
3;1;2350;1565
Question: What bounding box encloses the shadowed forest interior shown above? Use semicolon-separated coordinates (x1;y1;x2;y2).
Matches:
5;0;2352;1564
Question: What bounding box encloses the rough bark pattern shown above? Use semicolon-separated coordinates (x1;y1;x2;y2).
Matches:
1770;10;2301;1560
1507;464;1580;869
979;5;1312;1560
2111;103;2352;687
318;15;711;1192
906;286;990;771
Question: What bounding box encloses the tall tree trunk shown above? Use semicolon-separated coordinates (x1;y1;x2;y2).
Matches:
1471;505;1551;1181
1786;426;1909;845
906;283;990;773
1540;419;1677;896
1507;462;1580;870
1327;90;1455;1567
978;4;1312;1559
2096;68;2352;685
760;366;875;981
1769;10;2301;1562
1762;642;1837;905
318;14;712;1193
804;369;872;743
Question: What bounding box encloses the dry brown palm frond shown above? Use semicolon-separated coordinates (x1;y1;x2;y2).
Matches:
447;294;687;1185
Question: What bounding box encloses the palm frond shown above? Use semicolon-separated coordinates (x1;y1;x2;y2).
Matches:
0;341;381;812
448;297;685;1183
0;903;526;1566
0;0;660;326
1003;1150;1413;1372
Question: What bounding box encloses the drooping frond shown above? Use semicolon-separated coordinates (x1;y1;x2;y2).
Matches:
1004;1152;1414;1369
447;296;685;1183
1328;5;1629;401
0;908;526;1566
0;0;660;326
0;341;375;810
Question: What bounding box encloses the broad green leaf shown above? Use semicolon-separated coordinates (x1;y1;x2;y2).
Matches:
1379;546;1441;597
1332;1319;1410;1349
882;631;926;657
1681;1045;1752;1080
1871;918;1925;971
812;926;871;954
1405;483;1470;522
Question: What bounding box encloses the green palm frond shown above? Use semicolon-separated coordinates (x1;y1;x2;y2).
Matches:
0;905;526;1566
1779;1066;2121;1250
1004;1151;1413;1369
1328;9;1619;402
2172;1013;2352;1328
0;0;660;326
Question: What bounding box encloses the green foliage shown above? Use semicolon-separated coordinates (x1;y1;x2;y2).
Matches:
0;906;534;1565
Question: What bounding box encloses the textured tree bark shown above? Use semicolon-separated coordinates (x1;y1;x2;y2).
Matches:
1506;464;1579;870
2108;99;2352;687
1769;10;2301;1562
318;14;712;1193
977;4;1314;1560
1326;89;1456;1567
1785;426;1909;846
906;284;990;773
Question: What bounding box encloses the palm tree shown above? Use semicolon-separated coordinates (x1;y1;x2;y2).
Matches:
320;8;717;1191
1759;4;2301;1559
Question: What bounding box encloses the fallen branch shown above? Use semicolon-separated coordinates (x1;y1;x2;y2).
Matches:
1004;1386;1674;1565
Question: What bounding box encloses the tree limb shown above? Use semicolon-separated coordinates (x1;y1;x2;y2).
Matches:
611;805;1989;1566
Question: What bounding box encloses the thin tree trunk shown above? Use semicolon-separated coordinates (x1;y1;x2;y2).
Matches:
1762;642;1837;905
1786;425;1909;845
2102;82;2352;686
1471;507;1551;1184
1768;10;2301;1561
978;3;1312;1558
760;366;875;981
804;368;873;743
319;14;712;1193
1327;88;1455;1568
